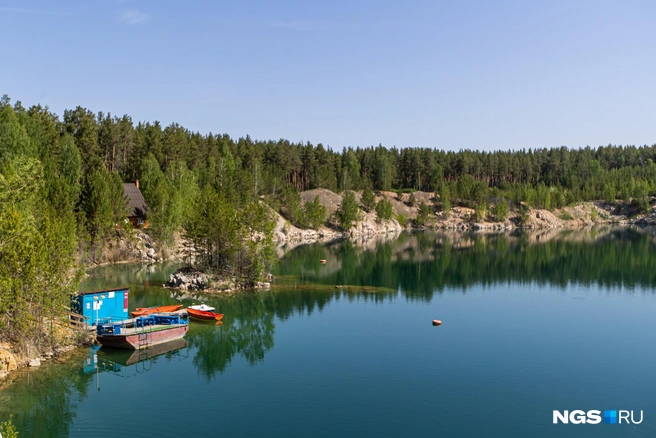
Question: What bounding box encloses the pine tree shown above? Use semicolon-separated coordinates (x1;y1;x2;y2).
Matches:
337;190;360;231
361;186;376;212
375;198;394;223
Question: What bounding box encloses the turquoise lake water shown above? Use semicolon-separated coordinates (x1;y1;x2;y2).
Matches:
1;228;655;437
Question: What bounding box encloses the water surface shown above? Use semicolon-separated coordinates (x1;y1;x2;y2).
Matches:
1;227;655;437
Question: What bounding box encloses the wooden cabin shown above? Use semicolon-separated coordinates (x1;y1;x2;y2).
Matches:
123;180;148;228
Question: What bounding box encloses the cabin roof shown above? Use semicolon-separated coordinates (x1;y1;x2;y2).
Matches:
75;287;129;296
123;183;148;218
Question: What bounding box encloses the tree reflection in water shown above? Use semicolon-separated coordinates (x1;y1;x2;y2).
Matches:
186;293;275;380
3;226;656;434
276;226;656;300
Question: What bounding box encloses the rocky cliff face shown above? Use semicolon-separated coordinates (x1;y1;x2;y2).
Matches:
95;230;193;266
97;191;655;266
271;204;403;252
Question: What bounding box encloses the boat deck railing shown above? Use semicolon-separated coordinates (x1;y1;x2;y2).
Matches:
96;313;187;336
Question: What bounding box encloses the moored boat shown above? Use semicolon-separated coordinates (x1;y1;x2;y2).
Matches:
188;304;215;312
96;313;188;349
187;307;224;321
130;304;183;317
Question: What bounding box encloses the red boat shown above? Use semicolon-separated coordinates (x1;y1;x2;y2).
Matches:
187;307;224;321
130;304;182;317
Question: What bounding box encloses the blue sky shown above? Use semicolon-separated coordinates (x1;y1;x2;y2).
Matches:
1;0;655;151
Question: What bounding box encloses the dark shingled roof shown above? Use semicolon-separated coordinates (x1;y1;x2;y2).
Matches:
123;183;148;218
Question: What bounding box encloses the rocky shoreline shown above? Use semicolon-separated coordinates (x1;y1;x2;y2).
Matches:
91;190;656;267
164;267;272;294
271;196;655;248
0;331;92;380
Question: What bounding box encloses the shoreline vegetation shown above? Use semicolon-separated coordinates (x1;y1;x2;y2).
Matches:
2;93;656;376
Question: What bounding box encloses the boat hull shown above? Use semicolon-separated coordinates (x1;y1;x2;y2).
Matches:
187;308;224;321
97;325;188;349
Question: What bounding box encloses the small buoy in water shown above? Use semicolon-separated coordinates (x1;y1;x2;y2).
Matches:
320;259;327;264
432;320;442;326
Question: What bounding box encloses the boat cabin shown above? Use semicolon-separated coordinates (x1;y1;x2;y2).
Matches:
71;287;129;326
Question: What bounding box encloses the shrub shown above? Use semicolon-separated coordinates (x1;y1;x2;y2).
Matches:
438;183;451;218
337;190;360;231
303;196;326;229
518;204;530;225
473;204;486;222
278;186;303;226
559;212;574;221
361;186;376;212
0;417;18;438
415;201;433;227
490;199;509;222
375;198;394;223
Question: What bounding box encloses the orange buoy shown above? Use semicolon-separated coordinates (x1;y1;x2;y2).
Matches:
320;259;327;264
432;320;442;326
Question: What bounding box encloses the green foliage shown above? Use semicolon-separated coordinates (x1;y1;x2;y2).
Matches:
559;212;574;221
337;190;360;231
240;201;276;285
341;149;361;190
407;192;416;207
490;199;509;222
632;180;650;213
375;198;394;223
415;201;433;227
603;183;616;204
187;188;275;286
536;184;552;210
276;189;325;229
471;181;488;206
437;183;451;218
361;186;376;212
0;155;80;349
277;186;303;227
0;106;34;160
396;214;407;227
80;168;127;253
517;204;530;225
473;203;486;222
140;154;199;243
430;165;444;190
0;416;18;438
303;196;327;229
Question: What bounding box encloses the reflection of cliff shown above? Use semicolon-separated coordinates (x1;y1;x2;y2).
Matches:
275;227;656;297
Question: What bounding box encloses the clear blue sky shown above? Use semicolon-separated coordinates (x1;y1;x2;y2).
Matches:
1;0;655;151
